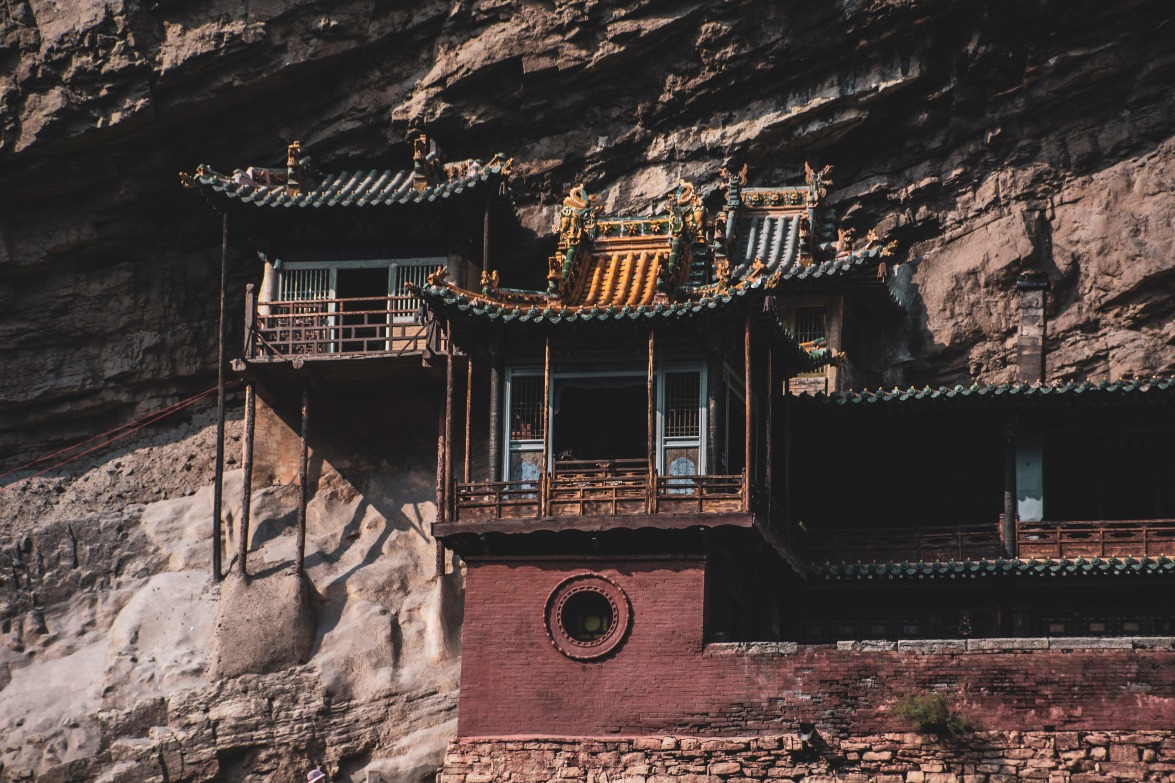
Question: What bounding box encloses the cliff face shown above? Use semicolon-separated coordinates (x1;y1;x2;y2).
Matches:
2;0;1175;781
2;0;1174;461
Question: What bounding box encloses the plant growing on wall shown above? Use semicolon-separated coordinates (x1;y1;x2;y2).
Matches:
893;693;968;736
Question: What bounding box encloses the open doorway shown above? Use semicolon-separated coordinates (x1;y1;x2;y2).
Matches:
336;267;390;351
552;378;647;474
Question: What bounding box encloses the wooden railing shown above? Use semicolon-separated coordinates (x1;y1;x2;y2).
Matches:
807;525;1002;565
246;294;431;358
1016;519;1175;559
451;469;747;523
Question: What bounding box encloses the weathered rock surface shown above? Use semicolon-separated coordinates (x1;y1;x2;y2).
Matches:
0;410;459;782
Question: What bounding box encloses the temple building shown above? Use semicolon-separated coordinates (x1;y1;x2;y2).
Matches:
186;136;1175;767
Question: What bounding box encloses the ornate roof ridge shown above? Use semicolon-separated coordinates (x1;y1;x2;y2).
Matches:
180;135;513;209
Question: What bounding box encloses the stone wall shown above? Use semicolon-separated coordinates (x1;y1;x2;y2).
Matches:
440;732;1175;783
459;557;1175;737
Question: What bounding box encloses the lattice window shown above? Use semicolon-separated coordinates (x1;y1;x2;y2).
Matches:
394;263;432;322
794;306;827;344
510;376;545;441
280;267;332;302
663;371;701;438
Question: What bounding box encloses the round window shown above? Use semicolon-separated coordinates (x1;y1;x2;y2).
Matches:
545;574;632;660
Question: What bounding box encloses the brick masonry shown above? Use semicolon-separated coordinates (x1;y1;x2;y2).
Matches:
441;732;1175;783
459;558;1175;737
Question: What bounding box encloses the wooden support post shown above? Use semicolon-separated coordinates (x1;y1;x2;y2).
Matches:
243;283;256;358
541;335;551;517
436;404;446;524
783;373;792;542
743;313;753;512
296;380;310;577
212;212;228;581
1003;422;1017;558
483;196;492;270
444;321;454;523
464;355;473;484
488;353;502;481
238;383;255;577
766;345;774;524
647;328;656;514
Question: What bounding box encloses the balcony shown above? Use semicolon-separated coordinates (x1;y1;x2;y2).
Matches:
1016;519;1175;559
805;518;1175;565
246;294;431;359
453;469;744;522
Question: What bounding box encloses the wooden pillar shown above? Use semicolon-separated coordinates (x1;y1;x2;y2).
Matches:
488;353;502;481
238;383;256;577
212;211;228;581
1002;422;1017;558
743;313;753;512
464;355;474;484
296;380;310;577
483;196;492;270
541;335;552;517
647;328;656;513
766;345;774;519
783;374;792;536
435;403;446;524
444;321;454;521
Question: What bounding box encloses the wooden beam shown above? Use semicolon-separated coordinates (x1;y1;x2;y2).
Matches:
212;211;228;581
444;320;454;522
464;354;473;484
238;383;256;577
541;335;551;517
766;345;774;523
488;352;502;482
647;328;656;514
744;313;752;512
296;379;310;577
1003;421;1017;557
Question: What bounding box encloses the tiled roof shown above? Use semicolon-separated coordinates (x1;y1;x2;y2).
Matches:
812;556;1175;580
797;378;1175;409
567;249;664;308
185;160;509;209
733;213;802;275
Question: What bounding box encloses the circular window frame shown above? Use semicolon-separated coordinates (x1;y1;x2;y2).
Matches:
545;574;632;661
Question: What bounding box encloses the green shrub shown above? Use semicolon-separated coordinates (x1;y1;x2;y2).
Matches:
893;693;968;735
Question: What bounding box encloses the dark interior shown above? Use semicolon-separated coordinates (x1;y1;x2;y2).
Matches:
336;267;390;350
552;382;646;463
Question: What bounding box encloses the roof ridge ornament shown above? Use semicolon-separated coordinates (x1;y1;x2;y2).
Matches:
410;131;445;191
551;184;600;296
804;162;833;205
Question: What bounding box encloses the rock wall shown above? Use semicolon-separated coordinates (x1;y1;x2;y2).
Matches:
440;733;1175;783
0;406;460;782
4;0;1175;781
3;0;1175;463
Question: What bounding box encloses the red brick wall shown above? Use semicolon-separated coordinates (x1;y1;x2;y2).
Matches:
458;557;1175;737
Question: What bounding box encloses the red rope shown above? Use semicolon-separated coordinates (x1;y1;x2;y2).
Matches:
0;384;230;490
